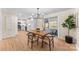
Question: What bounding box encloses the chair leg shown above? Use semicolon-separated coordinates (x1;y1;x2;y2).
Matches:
27;36;29;45
52;40;54;48
37;39;38;45
37;36;39;45
41;39;44;48
31;40;33;49
27;39;29;45
49;40;51;51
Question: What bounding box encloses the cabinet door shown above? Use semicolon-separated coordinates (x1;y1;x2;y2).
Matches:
6;15;17;35
6;15;13;35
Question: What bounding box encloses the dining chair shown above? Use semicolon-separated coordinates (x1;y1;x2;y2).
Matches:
36;28;40;32
35;28;41;45
42;33;55;51
27;32;37;49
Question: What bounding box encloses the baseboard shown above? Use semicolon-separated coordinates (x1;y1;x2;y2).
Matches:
2;33;17;39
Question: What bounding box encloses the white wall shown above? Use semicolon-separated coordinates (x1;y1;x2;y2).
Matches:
76;28;79;50
2;12;18;38
27;18;37;31
0;9;2;40
45;9;76;39
76;9;79;50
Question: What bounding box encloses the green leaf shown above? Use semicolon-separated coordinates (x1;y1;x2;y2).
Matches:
62;15;76;36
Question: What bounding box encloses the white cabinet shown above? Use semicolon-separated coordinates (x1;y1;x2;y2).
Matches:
2;13;17;38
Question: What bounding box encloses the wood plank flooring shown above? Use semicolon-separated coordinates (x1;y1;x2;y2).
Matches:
0;31;76;51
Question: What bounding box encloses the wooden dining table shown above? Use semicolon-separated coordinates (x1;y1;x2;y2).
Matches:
28;30;55;50
28;30;48;47
28;30;54;38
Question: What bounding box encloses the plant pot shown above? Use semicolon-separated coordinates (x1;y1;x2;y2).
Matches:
65;36;73;44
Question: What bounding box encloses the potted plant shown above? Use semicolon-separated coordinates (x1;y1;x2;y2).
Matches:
62;15;76;43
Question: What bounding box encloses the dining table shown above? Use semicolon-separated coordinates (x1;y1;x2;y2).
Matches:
28;30;54;50
28;30;54;48
28;30;55;39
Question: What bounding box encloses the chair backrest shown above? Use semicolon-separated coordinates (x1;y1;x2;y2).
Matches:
36;28;40;32
44;33;54;40
44;29;53;35
52;29;58;36
27;32;34;40
44;29;58;36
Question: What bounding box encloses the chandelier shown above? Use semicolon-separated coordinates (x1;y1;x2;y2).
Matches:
28;8;44;20
36;8;44;19
37;8;40;19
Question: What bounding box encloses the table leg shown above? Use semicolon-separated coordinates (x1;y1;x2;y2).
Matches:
41;38;44;48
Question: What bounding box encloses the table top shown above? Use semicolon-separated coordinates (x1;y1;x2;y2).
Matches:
28;30;47;36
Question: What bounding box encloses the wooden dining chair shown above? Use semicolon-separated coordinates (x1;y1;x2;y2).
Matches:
27;32;37;49
42;33;55;51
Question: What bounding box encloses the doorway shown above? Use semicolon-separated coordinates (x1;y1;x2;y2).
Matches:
44;16;59;37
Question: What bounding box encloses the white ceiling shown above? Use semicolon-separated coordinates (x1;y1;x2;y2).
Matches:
2;8;72;19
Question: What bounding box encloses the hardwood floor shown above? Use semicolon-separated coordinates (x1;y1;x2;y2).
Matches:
0;31;76;51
